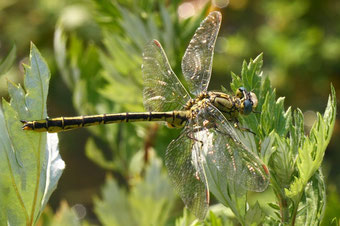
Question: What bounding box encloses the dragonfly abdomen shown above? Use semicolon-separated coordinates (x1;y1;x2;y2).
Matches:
21;111;189;133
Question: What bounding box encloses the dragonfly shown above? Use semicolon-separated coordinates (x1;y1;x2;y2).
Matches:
21;11;269;219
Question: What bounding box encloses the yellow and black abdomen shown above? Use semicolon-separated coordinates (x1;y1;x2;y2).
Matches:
21;111;189;133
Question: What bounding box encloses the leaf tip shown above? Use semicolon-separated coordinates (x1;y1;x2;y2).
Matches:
254;52;264;62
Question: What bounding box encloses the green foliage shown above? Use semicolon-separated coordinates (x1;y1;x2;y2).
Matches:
0;44;16;76
39;201;81;226
257;0;340;77
51;1;337;225
178;44;334;225
0;1;336;225
202;57;270;224
230;53;336;225
54;1;208;179
214;0;340;103
94;152;175;226
0;43;64;225
175;205;248;226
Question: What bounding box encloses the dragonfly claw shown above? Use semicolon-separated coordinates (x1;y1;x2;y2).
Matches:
20;120;33;130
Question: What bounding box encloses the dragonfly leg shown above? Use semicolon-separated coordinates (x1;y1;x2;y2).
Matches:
233;119;256;135
186;131;204;148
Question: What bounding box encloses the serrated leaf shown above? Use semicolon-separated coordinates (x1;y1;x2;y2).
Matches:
85;138;115;170
229;54;279;140
278;86;336;225
290;109;305;155
39;201;81;226
260;92;291;137
54;24;71;89
230;53;263;93
94;176;135;226
129;156;175;226
260;131;276;165
245;202;266;225
203;152;247;225
257;75;272;109
119;6;149;49
270;134;295;187
0;44;16;76
160;4;175;56
294;169;325;225
94;154;175;226
286;86;336;200
174;205;236;226
0;43;64;225
211;54;269;225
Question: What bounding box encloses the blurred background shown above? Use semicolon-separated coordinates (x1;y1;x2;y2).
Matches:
0;0;339;224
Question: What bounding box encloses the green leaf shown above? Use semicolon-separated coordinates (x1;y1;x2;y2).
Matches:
0;43;64;225
230;53;285;140
274;85;337;224
229;53;291;139
54;2;338;224
286;86;336;200
230;53;263;94
211;54;271;225
39;201;81;226
175;208;198;226
260;94;291;137
54;25;75;90
294;169;326;226
94;153;175;226
207;205;238;225
85;138;115;170
244;202;266;225
129;155;175;226
0;44;16;76
94;176;136;226
289;109;305;155
270;134;295;188
174;205;238;226
229;54;335;225
260;131;276;165
203;146;247;225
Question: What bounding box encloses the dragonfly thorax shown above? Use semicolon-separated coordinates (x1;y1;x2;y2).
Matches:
209;91;238;115
210;88;258;117
183;88;258;122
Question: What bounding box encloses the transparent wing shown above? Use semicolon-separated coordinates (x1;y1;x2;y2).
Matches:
142;40;190;112
195;104;270;192
165;128;209;220
182;11;222;95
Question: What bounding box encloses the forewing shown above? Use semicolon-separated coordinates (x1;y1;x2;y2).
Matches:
182;11;221;95
142;40;190;112
165;128;209;220
197;105;270;192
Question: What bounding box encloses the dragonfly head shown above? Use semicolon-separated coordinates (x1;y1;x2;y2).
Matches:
236;87;258;115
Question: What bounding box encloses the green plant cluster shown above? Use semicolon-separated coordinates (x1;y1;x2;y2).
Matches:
0;0;337;225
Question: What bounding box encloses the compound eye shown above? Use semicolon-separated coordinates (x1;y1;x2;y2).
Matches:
243;99;253;115
236;87;247;98
239;87;246;92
